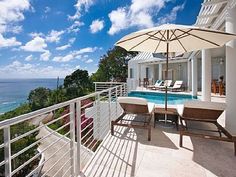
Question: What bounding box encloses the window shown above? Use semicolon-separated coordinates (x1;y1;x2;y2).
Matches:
130;68;133;78
146;67;149;78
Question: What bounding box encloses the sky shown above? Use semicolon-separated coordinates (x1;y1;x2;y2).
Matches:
0;0;202;78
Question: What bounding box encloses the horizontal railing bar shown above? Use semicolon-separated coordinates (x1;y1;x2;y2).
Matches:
25;140;70;177
0;143;4;149
81;133;94;147
41;150;71;177
62;166;72;177
94;82;125;84
82;121;109;151
11;122;70;160
11;131;71;176
81;128;110;162
81;120;94;134
52;157;72;177
0;85;122;128
0;160;6;167
81;101;94;109
81;126;94;142
11;112;71;144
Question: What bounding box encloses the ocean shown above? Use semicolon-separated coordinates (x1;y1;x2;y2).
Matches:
0;78;64;114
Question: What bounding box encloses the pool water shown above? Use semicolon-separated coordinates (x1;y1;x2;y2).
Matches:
128;91;197;105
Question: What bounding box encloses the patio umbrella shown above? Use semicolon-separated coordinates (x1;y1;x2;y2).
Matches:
115;24;236;110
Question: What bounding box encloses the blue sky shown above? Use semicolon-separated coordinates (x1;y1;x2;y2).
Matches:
0;0;202;78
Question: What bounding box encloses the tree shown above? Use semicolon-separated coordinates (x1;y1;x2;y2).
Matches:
28;87;51;111
91;46;137;82
64;69;93;99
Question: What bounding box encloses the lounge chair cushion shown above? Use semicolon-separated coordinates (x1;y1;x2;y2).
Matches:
177;101;226;117
155;80;162;86
117;97;154;113
184;101;226;110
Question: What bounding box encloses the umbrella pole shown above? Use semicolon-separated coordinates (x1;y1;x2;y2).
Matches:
165;30;169;111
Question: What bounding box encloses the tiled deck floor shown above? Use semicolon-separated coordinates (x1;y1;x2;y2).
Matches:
82;119;236;177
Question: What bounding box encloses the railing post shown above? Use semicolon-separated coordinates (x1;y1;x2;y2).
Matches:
94;82;97;92
69;103;75;176
120;85;123;97
96;93;101;140
75;100;81;176
4;126;11;177
108;89;111;126
124;83;127;96
115;87;118;118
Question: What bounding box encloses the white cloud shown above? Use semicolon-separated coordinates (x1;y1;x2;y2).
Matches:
158;3;185;25
0;0;31;33
69;37;76;44
90;19;104;33
44;6;51;13
68;0;94;20
56;37;75;51
21;36;47;52
67;21;84;33
40;50;51;61
85;59;93;63
67;0;94;33
108;7;129;35
75;65;81;69
29;32;44;38
108;0;184;35
25;54;33;61
53;47;98;63
6;25;23;34
0;34;21;48
46;30;64;43
56;44;71;51
74;47;98;55
53;54;74;62
0;60;74;78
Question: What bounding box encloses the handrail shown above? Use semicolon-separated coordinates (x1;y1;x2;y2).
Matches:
0;84;125;128
0;82;127;177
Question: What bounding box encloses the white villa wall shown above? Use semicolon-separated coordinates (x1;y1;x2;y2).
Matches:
128;55;225;91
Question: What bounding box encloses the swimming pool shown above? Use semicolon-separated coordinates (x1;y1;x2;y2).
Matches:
128;91;197;105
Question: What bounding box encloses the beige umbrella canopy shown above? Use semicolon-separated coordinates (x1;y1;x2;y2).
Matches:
116;24;236;110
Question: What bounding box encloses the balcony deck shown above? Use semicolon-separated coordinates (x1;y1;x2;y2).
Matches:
82;118;236;177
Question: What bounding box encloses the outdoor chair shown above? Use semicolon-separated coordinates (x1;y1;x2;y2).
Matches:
147;80;163;90
111;97;154;141
139;78;149;87
153;80;172;90
168;80;183;92
177;101;236;156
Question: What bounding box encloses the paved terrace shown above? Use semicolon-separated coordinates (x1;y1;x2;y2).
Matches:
82;95;236;177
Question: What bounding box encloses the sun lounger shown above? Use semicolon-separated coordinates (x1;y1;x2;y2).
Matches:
153;80;172;90
111;97;154;141
147;80;163;89
177;101;236;156
168;80;183;92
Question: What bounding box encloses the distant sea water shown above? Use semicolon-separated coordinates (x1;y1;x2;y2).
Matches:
0;78;64;115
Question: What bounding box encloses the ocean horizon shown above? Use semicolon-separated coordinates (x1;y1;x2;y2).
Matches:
0;78;64;114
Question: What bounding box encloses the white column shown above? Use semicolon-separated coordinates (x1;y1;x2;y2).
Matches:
158;63;162;80
226;5;236;134
201;49;212;101
136;64;141;88
191;56;197;97
187;60;192;91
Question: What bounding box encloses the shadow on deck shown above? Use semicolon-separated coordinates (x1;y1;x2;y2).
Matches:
82;120;236;177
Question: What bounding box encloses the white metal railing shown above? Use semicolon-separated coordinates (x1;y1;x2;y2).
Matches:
0;83;127;177
94;82;125;92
